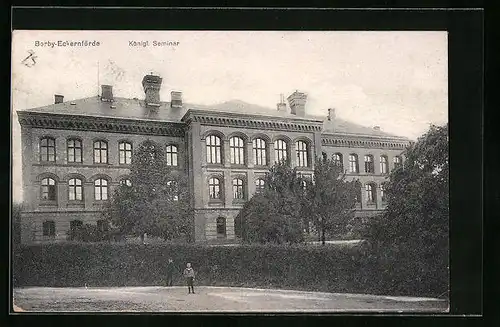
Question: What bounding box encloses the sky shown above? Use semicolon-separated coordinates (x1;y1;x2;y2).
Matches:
11;30;448;202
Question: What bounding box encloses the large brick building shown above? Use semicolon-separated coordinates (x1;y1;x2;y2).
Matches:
17;74;410;244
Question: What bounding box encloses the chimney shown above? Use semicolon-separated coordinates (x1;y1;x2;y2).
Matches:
101;85;113;102
287;90;307;117
54;94;64;104
142;74;162;107
277;94;287;112
373;126;381;131
170;91;182;108
327;108;336;121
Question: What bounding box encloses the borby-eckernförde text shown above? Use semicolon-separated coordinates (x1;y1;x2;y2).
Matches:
34;40;101;48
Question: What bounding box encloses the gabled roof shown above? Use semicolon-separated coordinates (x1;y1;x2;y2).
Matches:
18;96;409;140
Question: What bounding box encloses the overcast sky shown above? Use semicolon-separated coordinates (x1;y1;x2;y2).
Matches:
11;30;448;202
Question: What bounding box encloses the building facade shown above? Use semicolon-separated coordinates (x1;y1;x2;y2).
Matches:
17;74;410;244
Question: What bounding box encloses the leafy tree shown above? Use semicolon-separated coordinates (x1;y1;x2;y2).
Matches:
103;140;193;242
305;156;359;245
236;161;306;244
367;124;449;296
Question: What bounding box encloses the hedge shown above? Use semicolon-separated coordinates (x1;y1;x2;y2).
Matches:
12;243;447;298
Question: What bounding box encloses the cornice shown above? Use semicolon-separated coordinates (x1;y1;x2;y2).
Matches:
17;111;185;137
182;109;323;133
321;133;410;149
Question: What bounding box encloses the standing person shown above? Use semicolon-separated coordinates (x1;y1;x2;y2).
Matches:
166;258;174;286
183;263;195;294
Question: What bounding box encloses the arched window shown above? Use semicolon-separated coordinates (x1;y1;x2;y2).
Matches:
166;180;179;201
67;138;82;163
333;153;343;170
206;135;222;164
296;140;308;167
253;138;267;166
209;177;221;200
119;141;133;165
216;217;227;239
94;178;108;200
230;136;245;165
93;140;108;164
40;137;56;162
349;154;359;173
381;182;387;203
42;220;55;237
380;155;389;174
69;220;83;241
41;177;57;201
255;178;265;193
232;178;245;200
274;139;288;163
120;179;132;187
166;145;178;166
68;178;83;201
394;156;403;169
365;183;376;203
364;155;374;173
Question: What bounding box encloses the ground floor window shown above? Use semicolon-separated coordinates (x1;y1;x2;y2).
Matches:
42;220;55;237
216;217;226;239
69;220;83;241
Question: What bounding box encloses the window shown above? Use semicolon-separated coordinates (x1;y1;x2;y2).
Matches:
322;151;327;161
380;155;389;174
255;178;265;193
209;177;221;200
206;135;222;164
40;137;56;162
253;138;267;166
42;220;55;237
394;156;403;169
166;180;179;201
97;220;109;233
333;153;343;170
119;142;132;165
93;140;108;164
94;178;108;200
355;184;362;204
364;155;374;173
166;145;178;166
274;139;288;163
216;217;226;239
67;139;82;163
230;136;245;165
365;184;376;203
41;177;57;201
120;179;132;187
296;140;308;167
381;183;387;202
232;178;245;200
349;154;359;173
68;178;83;201
69;220;83;241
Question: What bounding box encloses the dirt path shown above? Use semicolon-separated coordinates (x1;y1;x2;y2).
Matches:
13;286;448;312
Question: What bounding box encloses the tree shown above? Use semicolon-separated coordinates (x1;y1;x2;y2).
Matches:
367;124;449;296
236;160;306;244
103;140;193;242
305;156;359;245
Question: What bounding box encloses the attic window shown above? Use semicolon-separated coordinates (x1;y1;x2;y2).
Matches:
70;102;76;105
110;105;116;109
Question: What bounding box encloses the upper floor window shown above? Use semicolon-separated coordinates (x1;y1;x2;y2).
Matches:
120;179;132;187
349;154;359;173
253;138;267;166
166;180;179;201
68;178;83;201
42;220;56;237
166;145;178;166
40;137;56;162
67;139;82;163
394;156;403;169
274;139;288;163
380;155;389;174
364;155;374;173
230;136;245;165
296;140;308;167
119;142;132;165
41;177;56;201
209;177;221;200
255;178;265;194
94;178;108;201
232;178;245;200
206;135;222;164
365;183;376;203
333;153;343;170
93;140;108;164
